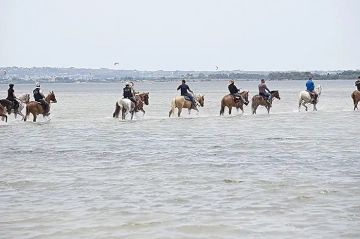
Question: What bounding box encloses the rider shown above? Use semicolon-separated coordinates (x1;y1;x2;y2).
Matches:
177;79;198;109
355;76;360;91
258;79;272;103
33;82;50;116
228;79;248;105
6;84;19;113
123;82;137;109
306;77;318;103
129;81;139;96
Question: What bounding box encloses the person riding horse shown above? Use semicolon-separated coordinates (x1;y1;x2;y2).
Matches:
258;79;272;104
129;82;138;96
6;84;19;114
228;79;248;106
123;82;137;110
306;77;318;103
33;83;50;116
177;79;198;110
355;76;360;91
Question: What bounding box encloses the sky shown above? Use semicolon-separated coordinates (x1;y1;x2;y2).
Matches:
0;0;359;71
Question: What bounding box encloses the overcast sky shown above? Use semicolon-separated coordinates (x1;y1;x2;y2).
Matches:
1;0;359;71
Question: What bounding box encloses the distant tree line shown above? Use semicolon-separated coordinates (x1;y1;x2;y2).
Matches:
268;70;360;81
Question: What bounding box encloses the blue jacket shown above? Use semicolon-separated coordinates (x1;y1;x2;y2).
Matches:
306;80;314;91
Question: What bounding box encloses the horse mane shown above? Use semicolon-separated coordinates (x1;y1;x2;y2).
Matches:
270;90;278;93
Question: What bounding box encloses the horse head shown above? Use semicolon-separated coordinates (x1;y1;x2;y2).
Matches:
315;85;322;96
196;94;205;107
142;92;149;105
46;91;57;103
18;93;30;104
271;90;281;100
241;91;249;102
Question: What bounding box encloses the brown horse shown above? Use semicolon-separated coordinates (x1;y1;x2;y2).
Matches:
24;91;57;122
0;99;13;115
134;92;149;115
169;94;205;117
251;90;281;114
220;91;249;115
351;90;360;110
0;105;8;122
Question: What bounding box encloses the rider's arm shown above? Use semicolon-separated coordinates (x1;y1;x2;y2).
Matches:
188;89;193;94
12;92;16;98
177;85;181;90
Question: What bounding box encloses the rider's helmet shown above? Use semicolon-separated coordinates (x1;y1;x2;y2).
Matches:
36;82;40;88
125;82;130;86
9;84;14;88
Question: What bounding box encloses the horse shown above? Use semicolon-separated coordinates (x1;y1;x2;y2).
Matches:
6;93;30;120
24;91;57;122
298;85;322;111
134;92;149;115
0;105;7;122
220;91;249;115
251;90;281;114
351;90;360;110
112;98;135;120
168;94;205;117
0;99;13;116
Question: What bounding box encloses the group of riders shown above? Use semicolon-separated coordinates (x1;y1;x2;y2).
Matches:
4;76;360;116
4;82;50;116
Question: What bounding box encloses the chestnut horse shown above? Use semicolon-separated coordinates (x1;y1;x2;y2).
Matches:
169;94;205;117
251;90;281;114
220;91;249;115
134;92;149;115
24;91;57;122
351;90;360;110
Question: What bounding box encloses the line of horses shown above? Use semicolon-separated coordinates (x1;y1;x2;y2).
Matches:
1;85;359;122
113;84;360;120
0;92;57;122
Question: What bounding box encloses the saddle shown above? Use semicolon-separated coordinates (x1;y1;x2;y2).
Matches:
230;95;240;103
184;96;191;101
306;90;315;99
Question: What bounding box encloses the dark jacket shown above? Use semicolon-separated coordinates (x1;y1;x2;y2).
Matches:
228;83;239;94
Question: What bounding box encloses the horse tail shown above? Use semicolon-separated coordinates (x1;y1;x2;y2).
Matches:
113;101;120;118
220;98;225;115
298;93;303;108
169;98;176;117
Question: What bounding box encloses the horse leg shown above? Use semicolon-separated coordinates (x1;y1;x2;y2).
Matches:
220;105;225;115
228;106;232;115
177;107;182;117
32;112;37;122
130;110;134;120
141;108;145;115
266;106;270;114
302;102;308;111
188;109;191;115
314;103;317;111
113;103;120;118
1;114;7;122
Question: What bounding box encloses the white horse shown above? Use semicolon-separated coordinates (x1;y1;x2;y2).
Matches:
9;93;30;120
298;85;322;111
112;98;135;120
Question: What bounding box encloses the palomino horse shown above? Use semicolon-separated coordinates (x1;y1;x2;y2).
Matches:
24;91;57;122
298;85;322;111
0;105;7;122
113;98;135;120
134;92;150;115
251;91;281;114
169;94;205;117
7;93;31;120
351;90;360;110
220;91;249;115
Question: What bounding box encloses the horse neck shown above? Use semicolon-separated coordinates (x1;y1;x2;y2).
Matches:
45;94;51;104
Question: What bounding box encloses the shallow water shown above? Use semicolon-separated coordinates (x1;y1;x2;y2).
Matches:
1;80;359;239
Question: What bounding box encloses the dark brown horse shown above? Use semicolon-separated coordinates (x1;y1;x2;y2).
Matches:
134;92;149;115
24;91;57;122
220;91;249;115
0;105;8;122
251;90;281;114
0;99;13;115
351;90;360;110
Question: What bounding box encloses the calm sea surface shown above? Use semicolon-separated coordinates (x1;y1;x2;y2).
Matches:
0;80;359;239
